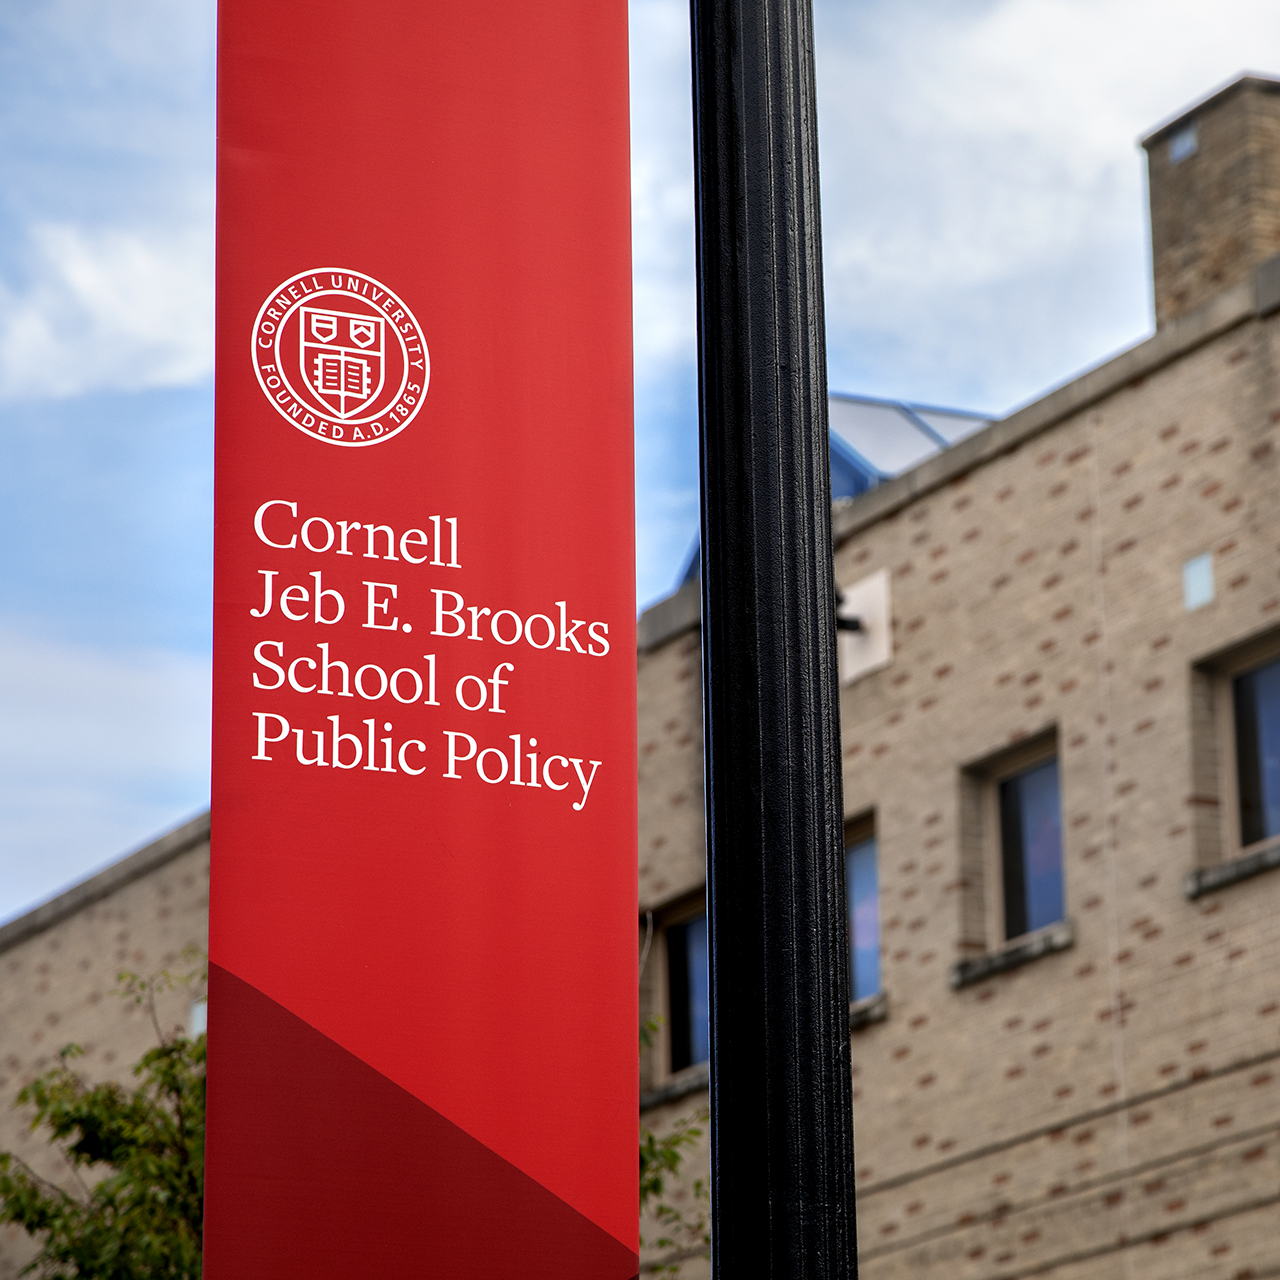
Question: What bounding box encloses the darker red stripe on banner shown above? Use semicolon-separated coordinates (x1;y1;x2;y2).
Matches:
203;964;639;1278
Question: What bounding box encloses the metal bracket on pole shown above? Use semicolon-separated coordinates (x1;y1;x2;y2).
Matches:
690;0;859;1274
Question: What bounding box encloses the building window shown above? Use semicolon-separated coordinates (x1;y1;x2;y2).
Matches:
1169;121;1198;164
667;914;709;1072
1234;657;1280;847
955;731;1074;985
845;831;880;1002
999;758;1065;940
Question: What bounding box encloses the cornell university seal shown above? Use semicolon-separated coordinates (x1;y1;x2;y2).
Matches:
251;268;430;447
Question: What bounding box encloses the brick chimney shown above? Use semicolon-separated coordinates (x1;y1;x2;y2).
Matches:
1142;74;1280;327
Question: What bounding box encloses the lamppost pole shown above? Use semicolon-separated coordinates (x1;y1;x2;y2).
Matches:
689;0;858;1273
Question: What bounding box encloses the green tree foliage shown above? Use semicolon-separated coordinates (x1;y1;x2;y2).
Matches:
638;1016;711;1275
639;1108;711;1274
0;969;205;1279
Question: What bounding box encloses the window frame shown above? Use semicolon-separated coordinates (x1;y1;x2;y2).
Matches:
654;891;709;1083
843;811;880;1009
996;756;1067;942
954;729;1075;988
1205;630;1280;864
971;731;1063;951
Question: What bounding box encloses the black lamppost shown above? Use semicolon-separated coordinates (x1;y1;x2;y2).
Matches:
690;0;859;1274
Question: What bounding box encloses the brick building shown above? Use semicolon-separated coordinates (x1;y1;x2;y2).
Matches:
639;74;1280;1277
3;72;1280;1280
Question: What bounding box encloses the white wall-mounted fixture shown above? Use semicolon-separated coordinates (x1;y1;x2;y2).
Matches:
838;568;892;686
189;998;208;1038
1184;552;1214;610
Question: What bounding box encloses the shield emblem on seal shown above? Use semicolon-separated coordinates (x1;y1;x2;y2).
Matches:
300;307;386;418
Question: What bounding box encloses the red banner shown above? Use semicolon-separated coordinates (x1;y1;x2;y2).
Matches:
206;4;637;1273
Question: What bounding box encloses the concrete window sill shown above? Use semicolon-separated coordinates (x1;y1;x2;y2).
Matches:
949;920;1075;991
849;990;888;1032
1184;838;1280;899
640;1061;709;1113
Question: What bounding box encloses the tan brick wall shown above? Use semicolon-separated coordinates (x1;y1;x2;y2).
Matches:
0;838;209;1275
638;625;706;916
638;302;1280;1276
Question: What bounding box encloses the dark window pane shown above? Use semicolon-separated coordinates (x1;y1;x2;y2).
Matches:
1000;759;1064;940
668;914;708;1071
845;836;880;1001
1234;658;1280;846
998;777;1028;940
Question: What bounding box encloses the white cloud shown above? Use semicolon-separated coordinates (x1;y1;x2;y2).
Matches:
629;0;698;378
0;0;216;401
0;626;210;923
629;0;702;607
813;0;1280;409
0;218;213;400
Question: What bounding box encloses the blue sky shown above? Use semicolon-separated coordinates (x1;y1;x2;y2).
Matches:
0;2;215;920
3;0;1280;919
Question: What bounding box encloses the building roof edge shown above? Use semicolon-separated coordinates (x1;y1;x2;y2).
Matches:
636;259;1275;647
638;577;702;653
0;810;212;959
1140;72;1280;148
832;272;1261;548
